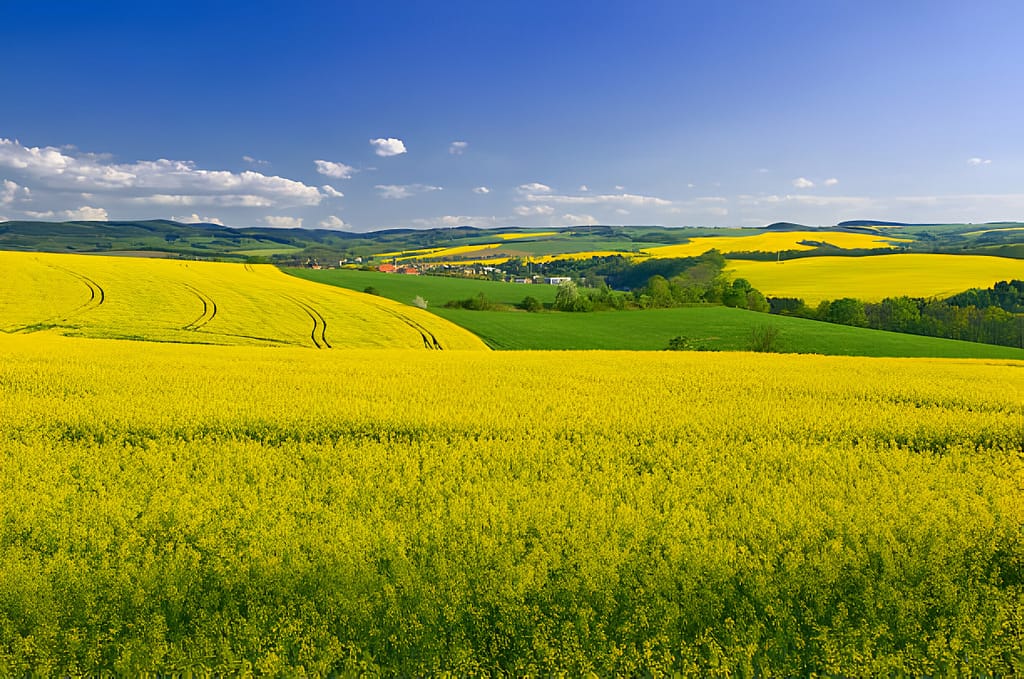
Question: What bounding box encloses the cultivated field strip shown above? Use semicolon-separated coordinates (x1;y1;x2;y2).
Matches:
0;251;488;349
727;253;1024;304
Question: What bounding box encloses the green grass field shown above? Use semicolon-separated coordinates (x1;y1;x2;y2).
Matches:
288;268;560;307
288;268;1024;358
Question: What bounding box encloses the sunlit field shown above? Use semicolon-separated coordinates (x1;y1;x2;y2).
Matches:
642;230;910;258
0;332;1020;674
0;251;486;350
726;254;1024;304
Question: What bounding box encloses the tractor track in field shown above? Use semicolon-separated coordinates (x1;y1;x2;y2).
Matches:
181;284;218;331
286;296;331;348
3;265;105;333
379;307;444;350
53;267;105;321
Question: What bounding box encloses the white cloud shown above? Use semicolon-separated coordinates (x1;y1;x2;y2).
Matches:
967;157;991;166
615;208;630;215
614;185;625;191
472;186;490;194
514;205;555;217
315;160;357;179
579;184;590;192
264;215;303;228
449;141;468;155
242;155;269;166
792;177;815;189
824;178;839;187
1;179;30;205
518;182;552;194
524;192;673;208
321;184;344;198
173;213;224;225
126;194;274;207
687;183;696;189
0;138;325;207
375;183;442;199
25;205;109;221
756;168;770;174
562;213;598;226
369;138;407;157
319;215;348;230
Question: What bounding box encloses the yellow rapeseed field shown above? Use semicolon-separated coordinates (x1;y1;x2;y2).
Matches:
0;251;487;349
643;230;910;258
0;331;1021;674
727;253;1024;304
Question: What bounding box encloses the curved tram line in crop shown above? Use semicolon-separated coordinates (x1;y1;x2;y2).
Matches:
4;265;108;333
379;306;444;350
56;267;105;321
285;296;332;348
180;284;218;331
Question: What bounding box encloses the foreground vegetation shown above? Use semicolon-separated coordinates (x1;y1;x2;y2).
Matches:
0;333;1020;674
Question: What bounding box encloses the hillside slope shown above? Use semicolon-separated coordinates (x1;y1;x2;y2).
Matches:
0;251;487;350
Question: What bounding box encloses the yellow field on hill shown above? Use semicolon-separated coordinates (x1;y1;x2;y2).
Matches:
0;332;1020;674
494;231;558;240
0;251;487;350
644;230;910;258
727;254;1024;304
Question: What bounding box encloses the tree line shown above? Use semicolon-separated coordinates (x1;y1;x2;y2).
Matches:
768;280;1024;348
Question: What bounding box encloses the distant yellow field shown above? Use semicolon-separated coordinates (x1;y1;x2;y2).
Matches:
494;231;558;240
0;251;487;349
727;254;1024;304
644;230;910;258
962;226;1024;236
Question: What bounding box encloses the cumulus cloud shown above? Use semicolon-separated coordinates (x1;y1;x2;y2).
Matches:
518;182;552;194
0;138;326;208
318;215;348;230
561;213;598;226
824;178;839;187
967;157;991;166
375;184;442;199
321;184;344;198
792;177;815;189
173;213;225;225
514;205;555;217
1;179;30;205
315;159;357;179
25;206;109;221
242;155;269;166
579;184;589;192
370;138;407;157
472;186;490;194
449;141;468;155
264;215;303;228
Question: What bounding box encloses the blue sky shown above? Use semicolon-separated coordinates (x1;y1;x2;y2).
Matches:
1;0;1022;231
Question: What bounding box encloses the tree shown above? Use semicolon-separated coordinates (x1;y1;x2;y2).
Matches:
554;280;591;312
519;296;543;312
824;298;868;327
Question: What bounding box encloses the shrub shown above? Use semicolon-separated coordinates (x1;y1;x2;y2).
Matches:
749;324;781;352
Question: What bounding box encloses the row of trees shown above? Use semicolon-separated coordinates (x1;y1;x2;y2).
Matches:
769;281;1024;348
